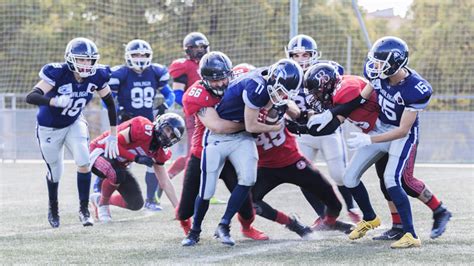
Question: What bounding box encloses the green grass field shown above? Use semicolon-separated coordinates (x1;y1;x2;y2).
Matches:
1;162;473;264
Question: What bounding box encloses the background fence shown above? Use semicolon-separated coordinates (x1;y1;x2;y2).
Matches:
0;0;472;162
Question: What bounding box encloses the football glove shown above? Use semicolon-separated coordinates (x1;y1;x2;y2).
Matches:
347;132;372;150
51;94;71;108
134;155;155;167
98;135;120;159
307;110;333;132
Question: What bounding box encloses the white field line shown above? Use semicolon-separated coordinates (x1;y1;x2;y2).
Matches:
1;159;473;168
0;211;156;238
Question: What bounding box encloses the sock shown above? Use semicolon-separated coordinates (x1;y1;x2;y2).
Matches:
179;219;192;235
391;212;402;227
77;172;91;202
301;188;326;218
100;178;118;205
168;156;187;178
46;178;59;203
275;211;291;225
338;185;355;210
156;187;164;199
109;193;128;208
145;171;158;201
93;176;102;193
192;196;210;232
387;186;417;238
349;182;376;221
238;214;254;230
324;215;337;226
220;185;251;225
426;195;442;211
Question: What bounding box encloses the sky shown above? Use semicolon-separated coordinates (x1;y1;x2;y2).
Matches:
357;0;414;17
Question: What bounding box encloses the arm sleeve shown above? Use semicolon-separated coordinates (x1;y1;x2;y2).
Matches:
26;88;51;106
101;92;117;126
159;84;175;108
330;95;365;118
174;90;184;106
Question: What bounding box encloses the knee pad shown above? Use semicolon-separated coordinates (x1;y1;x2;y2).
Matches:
127;196;144;211
343;173;359;189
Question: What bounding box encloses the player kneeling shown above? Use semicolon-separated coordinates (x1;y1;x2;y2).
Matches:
89;114;184;222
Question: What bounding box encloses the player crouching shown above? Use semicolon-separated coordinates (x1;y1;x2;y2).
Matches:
89;114;184;222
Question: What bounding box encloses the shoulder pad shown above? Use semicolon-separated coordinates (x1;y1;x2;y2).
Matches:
182;82;209;116
39;63;68;86
169;59;188;78
151;64;170;82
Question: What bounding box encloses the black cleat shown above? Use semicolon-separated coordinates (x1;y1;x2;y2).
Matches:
431;209;452;239
79;203;94;227
214;223;235;246
48;201;60;228
286;215;313;239
182;229;201;247
373;227;404;240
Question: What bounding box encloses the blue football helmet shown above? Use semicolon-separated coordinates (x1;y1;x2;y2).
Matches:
125;39;153;72
365;36;409;79
267;59;303;106
286;34;321;71
183;32;209;61
64;37;100;78
153;113;185;149
304;63;341;109
199;51;233;97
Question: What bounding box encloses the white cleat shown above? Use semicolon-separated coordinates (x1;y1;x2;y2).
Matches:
90;192;112;223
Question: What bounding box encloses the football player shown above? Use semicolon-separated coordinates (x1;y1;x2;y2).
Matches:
183;59;302;246
286;35;361;225
92;39;175;212
168;32;225;205
295;62;452;241
305;37;438;248
26;37;119;228
179;52;267;246
89;114;184;222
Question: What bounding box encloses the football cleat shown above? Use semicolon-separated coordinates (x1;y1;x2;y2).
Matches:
241;226;269;240
48;201;60;228
286;215;313;239
348;209;362;224
79;204;94;227
431;209;452;239
209;196;227;205
214;223;235;246
90;193;112;223
144;199;163;212
182;229;200;247
349;216;381;240
373;227;404;241
311;218;354;234
390;233;421;249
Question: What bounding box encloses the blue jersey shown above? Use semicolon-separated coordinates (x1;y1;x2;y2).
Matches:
369;68;432;127
216;68;269;122
109;64;170;121
37;63;110;128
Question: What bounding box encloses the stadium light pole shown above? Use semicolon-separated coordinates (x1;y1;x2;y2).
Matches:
352;0;372;49
290;0;299;39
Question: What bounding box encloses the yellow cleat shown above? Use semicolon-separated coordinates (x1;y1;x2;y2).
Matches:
390;233;421;249
209;196;227;205
349;216;381;240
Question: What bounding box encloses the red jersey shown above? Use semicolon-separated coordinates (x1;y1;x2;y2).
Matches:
90;116;171;167
169;58;200;91
182;81;220;159
256;127;302;168
333;75;380;133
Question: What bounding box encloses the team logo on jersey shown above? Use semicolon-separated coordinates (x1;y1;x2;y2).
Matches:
393;92;405;105
58;84;73;95
296;159;306;170
86;83;98;93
